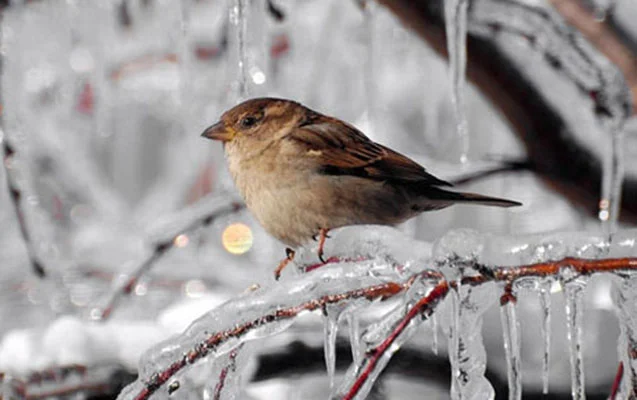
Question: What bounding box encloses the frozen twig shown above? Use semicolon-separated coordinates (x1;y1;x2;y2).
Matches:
212;345;242;400
609;362;624;400
94;200;244;321
1;141;46;278
0;364;133;400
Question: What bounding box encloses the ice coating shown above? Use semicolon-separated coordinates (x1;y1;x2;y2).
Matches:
444;0;470;164
564;279;587;400
500;297;522;400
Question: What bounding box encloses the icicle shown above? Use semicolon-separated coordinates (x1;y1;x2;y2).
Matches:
447;288;461;398
178;0;192;131
539;280;552;395
445;283;497;400
363;0;377;134
500;297;522;400
229;0;250;101
431;311;439;356
444;0;470;164
564;280;587;400
599;123;625;237
611;273;637;397
346;311;362;366
323;308;339;392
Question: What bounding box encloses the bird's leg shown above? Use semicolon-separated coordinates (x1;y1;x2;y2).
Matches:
317;228;330;263
274;248;295;281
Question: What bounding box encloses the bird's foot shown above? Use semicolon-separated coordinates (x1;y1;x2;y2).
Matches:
317;228;330;263
274;248;295;281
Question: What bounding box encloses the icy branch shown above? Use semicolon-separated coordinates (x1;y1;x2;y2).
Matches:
116;227;637;400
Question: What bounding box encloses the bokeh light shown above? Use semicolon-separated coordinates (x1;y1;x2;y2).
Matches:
222;223;253;255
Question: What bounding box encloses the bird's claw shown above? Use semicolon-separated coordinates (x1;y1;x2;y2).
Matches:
274;248;295;280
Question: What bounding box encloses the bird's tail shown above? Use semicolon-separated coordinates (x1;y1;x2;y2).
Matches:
425;187;522;208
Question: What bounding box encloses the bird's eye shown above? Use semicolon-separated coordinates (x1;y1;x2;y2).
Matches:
240;116;259;128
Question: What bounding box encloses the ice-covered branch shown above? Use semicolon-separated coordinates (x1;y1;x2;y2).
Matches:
114;226;637;400
116;256;408;400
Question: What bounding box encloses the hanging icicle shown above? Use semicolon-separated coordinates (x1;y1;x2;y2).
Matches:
539;279;552;395
229;0;250;101
444;0;470;164
564;280;587;400
500;293;522;400
323;307;339;392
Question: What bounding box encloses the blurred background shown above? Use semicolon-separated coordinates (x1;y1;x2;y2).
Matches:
0;0;636;398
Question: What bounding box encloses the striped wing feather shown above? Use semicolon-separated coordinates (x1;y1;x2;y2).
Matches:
289;116;452;187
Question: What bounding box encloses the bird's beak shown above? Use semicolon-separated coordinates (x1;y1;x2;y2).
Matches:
201;121;235;142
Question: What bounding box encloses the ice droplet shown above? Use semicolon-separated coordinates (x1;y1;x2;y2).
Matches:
444;0;470;164
500;297;522;400
564;280;587;400
539;280;552;395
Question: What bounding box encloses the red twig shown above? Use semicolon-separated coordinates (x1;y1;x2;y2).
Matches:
342;280;450;400
609;362;624;400
213;346;241;400
131;281;405;400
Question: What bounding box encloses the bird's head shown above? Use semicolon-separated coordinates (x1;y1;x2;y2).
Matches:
201;97;307;156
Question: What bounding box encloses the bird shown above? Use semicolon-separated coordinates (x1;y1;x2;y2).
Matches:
201;97;521;279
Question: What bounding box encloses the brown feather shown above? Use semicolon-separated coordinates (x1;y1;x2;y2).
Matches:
289;114;452;187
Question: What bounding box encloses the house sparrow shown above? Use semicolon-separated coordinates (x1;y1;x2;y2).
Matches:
202;97;521;278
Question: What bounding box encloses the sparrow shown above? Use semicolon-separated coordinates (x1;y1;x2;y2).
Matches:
202;97;521;279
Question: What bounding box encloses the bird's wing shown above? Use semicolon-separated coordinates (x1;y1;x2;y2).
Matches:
288;116;451;186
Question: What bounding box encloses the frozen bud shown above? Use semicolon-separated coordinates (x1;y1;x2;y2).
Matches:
433;229;484;280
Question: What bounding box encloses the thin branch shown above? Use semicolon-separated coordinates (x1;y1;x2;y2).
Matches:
213;345;242;400
609;362;624;400
2;141;46;277
95;201;245;320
